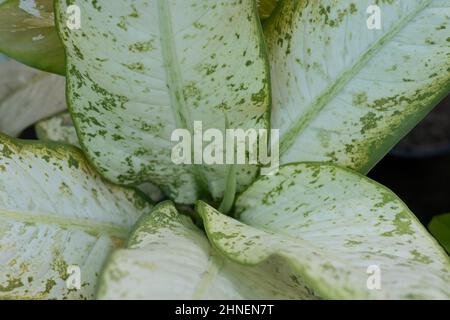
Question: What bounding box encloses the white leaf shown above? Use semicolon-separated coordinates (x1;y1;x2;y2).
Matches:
97;201;317;300
0;134;153;299
267;0;450;173
196;163;450;299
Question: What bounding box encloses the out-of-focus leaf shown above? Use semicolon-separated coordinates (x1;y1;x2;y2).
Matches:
0;0;65;74
0;60;66;136
36;112;79;146
258;0;279;19
429;213;450;254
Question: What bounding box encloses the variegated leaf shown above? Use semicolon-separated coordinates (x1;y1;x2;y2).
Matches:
97;201;317;300
35;112;166;203
55;0;270;204
198;163;450;299
266;0;450;173
0;134;152;299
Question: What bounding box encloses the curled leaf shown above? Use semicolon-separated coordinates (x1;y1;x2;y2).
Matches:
199;163;450;299
97;201;316;300
0;60;66;136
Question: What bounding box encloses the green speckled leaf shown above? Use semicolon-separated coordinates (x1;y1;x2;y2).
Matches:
97;201;317;300
0;60;66;137
0;134;153;299
197;163;450;299
36;112;80;146
0;0;65;75
429;213;450;254
55;0;270;204
267;0;450;173
257;0;279;19
35;111;165;203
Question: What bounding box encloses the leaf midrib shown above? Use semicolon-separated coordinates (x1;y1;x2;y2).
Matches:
192;249;224;299
157;0;209;194
0;208;130;238
279;0;433;155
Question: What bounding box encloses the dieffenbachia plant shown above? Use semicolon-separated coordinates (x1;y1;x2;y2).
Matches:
0;0;449;300
429;213;450;254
